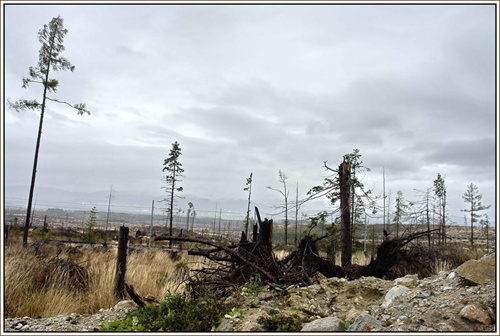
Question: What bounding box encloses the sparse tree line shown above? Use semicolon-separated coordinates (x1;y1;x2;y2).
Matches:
160;139;492;258
9;16;492;254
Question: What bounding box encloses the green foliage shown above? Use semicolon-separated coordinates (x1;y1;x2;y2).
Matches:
86;207;98;233
81;207;99;243
224;307;244;319
343;319;351;330
262;309;303;332
250;300;261;308
244;273;263;293
307;148;371;206
81;231;100;244
8;16;90;115
101;289;232;332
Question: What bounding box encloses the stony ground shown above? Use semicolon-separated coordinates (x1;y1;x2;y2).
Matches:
4;254;496;333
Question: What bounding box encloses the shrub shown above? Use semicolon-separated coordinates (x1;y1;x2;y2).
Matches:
261;309;303;332
101;288;232;332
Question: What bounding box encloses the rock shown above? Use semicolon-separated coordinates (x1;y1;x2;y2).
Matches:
301;317;345;331
240;321;264;332
345;307;368;323
437;271;448;279
302;284;323;295
455;254;495;285
381;285;410;308
395;276;417;288
113;300;137;311
218;318;237;332
459;303;492;326
447;271;457;279
347;313;382;331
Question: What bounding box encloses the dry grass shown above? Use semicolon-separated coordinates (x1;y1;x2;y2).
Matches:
4;242;204;318
5;235;489;318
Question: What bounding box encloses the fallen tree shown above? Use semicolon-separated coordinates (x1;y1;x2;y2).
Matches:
154;207;439;291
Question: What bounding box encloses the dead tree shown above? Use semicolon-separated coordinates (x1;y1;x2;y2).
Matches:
114;225;129;299
339;160;351;267
156;207;439;291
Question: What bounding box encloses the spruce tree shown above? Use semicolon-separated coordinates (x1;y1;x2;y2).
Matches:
162;141;184;248
8;16;89;246
462;183;490;246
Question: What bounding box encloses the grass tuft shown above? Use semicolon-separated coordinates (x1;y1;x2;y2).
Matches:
4;242;203;318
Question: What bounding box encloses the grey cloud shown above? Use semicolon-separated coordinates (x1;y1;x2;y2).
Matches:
4;4;496;223
424;138;495;177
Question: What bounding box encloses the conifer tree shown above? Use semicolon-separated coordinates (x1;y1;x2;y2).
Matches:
462;183;490;246
162;141;184;248
8;16;90;246
433;173;447;247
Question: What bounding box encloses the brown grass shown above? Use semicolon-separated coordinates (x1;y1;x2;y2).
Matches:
4;241;204;318
5;235;490;318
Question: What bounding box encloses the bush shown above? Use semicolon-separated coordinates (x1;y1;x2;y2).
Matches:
261;309;303;332
101;289;232;332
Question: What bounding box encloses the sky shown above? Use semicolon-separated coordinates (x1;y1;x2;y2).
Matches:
2;2;498;225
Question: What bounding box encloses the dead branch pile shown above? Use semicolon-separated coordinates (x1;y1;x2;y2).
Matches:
155;207;438;292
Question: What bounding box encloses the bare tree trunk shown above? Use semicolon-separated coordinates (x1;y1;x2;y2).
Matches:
114;225;129;299
339;160;352;267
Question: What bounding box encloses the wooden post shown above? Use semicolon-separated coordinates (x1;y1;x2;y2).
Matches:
114;225;129;299
339;160;352;267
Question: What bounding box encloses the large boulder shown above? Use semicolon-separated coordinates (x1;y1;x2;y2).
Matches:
394;274;418;288
459;303;493;326
381;285;410;308
455;254;495;285
113;300;137;312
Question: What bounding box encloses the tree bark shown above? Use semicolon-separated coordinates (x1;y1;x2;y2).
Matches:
114;225;129;299
339;160;352;267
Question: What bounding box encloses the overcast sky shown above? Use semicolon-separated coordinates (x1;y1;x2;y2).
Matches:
2;2;497;224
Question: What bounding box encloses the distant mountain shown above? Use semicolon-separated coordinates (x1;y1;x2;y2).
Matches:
3;185;278;219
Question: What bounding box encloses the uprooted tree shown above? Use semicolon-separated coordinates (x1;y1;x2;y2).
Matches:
154;206;440;294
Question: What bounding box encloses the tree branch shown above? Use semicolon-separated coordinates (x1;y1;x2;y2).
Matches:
154;235;277;283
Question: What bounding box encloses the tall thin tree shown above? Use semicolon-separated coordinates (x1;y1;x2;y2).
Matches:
267;170;290;245
462;183;490;246
433;173;447;247
162;141;184;248
8;16;90;246
105;185;114;231
244;172;253;238
393;190;409;238
186;202;194;232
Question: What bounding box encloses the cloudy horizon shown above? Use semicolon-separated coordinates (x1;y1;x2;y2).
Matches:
3;3;497;225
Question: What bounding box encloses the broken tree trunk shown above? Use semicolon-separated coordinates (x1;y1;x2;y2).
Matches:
339;160;352;267
114;225;129;299
155;207;439;291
